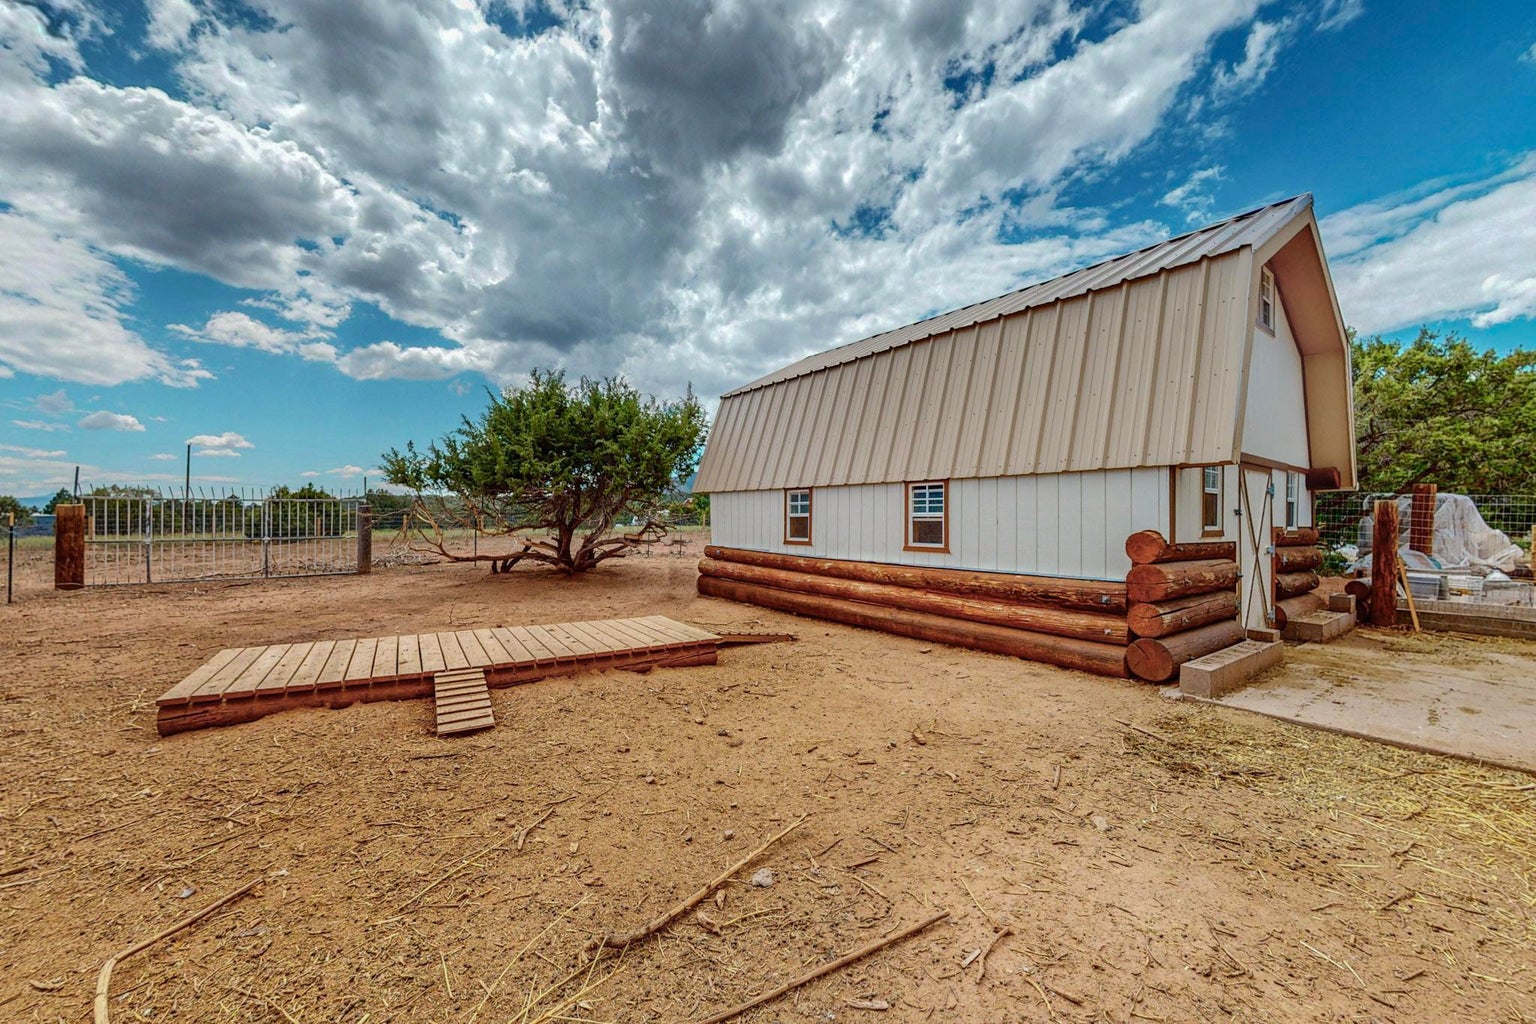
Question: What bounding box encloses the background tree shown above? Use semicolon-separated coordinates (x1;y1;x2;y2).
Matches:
42;488;73;513
1352;328;1536;493
381;370;707;575
0;495;33;527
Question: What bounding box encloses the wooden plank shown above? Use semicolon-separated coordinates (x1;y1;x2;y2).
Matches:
159;648;243;705
605;618;670;650
228;644;293;698
397;633;422;677
544;622;598;656
345;638;380;683
499;626;547;664
472;628;512;665
527;624;576;660
512;626;557;663
316;640;357;686
434;668;494;737
285;640;336;693
582;619;643;654
455;630;494;668
418;633;447;674
570;620;628;655
489;627;536;665
370;635;399;680
256;642;315;694
621;617;686;648
191;647;266;701
647;615;718;643
437;632;470;670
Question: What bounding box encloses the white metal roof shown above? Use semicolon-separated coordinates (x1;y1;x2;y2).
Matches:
725;194;1312;397
696;195;1347;493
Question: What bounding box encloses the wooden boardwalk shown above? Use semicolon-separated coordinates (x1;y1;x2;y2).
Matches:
156;616;720;736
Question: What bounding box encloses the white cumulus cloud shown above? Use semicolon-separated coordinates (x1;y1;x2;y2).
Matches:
78;410;146;431
185;432;254;450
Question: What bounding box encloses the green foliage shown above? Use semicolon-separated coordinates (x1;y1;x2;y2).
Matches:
1353;328;1536;493
42;488;73;514
0;495;32;527
382;370;707;574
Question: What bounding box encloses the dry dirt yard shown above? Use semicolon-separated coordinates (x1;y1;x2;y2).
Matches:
2;540;1533;1024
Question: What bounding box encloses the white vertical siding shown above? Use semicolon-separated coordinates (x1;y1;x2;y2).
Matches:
1240;285;1311;468
711;468;1170;581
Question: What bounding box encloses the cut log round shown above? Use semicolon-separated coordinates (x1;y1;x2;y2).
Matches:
703;546;1127;613
1124;620;1246;682
1306;467;1342;490
1344;577;1372;623
1126;592;1238;639
1273;526;1321;545
1124;530;1237;565
1274;592;1326;629
696;576;1128;677
1124;559;1239;604
698;559;1129;644
1274;546;1323;573
1274;571;1321;600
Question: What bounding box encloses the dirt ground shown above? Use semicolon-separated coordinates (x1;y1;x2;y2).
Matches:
2;537;1533;1023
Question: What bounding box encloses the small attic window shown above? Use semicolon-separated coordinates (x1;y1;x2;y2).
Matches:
1259;266;1276;331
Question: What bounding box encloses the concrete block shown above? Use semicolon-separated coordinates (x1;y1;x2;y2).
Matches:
1328;592;1356;615
1245;627;1281;643
1179;640;1284;699
1285;609;1355;643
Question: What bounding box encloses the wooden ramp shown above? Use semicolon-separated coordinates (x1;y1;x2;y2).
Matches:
156;616;719;736
434;668;495;736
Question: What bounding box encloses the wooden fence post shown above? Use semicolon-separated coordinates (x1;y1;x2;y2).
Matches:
55;504;86;590
356;505;372;575
1408;484;1436;556
1369;499;1399;627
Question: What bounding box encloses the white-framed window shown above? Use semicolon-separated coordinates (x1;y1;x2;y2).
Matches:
1202;466;1222;533
785;488;811;544
1285;471;1299;528
907;481;947;550
1259;266;1276;331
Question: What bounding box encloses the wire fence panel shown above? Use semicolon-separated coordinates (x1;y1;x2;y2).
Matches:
1315;490;1536;606
82;491;362;585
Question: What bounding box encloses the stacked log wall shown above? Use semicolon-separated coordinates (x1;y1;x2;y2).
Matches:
698;547;1130;677
1122;530;1243;682
1271;527;1325;625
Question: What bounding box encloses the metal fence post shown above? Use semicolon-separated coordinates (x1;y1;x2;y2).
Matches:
262;499;271;578
357;504;372;574
5;513;13;604
143;496;154;584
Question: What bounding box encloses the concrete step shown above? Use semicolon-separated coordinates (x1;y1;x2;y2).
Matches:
1179;640;1283;699
1284;608;1355;643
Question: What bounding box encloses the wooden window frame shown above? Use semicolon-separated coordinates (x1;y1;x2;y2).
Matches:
904;480;949;553
1258;266;1276;333
784;488;812;546
1201;466;1223;537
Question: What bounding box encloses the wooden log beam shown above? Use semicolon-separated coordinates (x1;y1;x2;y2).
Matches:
1369;499;1400;627
1306;466;1342;490
1124;559;1239;604
696;576;1128;678
703;546;1127;613
1273;526;1321;545
698;558;1129;644
1273;593;1327;629
1344;577;1372;624
54;503;85;590
1124;530;1236;565
1124;620;1246;682
1274;546;1323;573
1275;571;1321;600
1126;591;1238;639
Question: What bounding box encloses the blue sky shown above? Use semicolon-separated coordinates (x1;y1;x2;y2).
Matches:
1;0;1533;502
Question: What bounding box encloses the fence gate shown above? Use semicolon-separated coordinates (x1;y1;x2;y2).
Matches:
81;492;364;585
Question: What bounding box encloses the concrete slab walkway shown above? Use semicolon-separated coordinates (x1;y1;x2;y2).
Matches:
1180;628;1536;774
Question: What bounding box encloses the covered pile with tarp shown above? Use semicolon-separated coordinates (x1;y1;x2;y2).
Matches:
1348;493;1529;575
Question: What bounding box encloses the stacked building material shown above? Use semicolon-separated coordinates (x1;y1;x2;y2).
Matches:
697;546;1130;677
1122;531;1243;682
1271;527;1326;627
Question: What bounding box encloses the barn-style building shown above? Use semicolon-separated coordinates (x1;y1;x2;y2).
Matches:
693;195;1356;681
